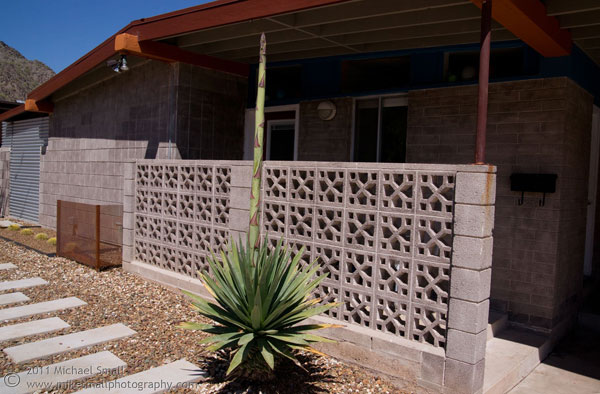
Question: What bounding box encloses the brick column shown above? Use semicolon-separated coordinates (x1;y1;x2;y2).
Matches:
121;161;135;266
228;162;253;242
444;169;496;394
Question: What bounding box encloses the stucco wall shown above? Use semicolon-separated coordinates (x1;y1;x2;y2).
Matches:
406;77;593;329
40;61;247;229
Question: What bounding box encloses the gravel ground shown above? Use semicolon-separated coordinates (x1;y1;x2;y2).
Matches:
0;238;417;393
0;225;56;254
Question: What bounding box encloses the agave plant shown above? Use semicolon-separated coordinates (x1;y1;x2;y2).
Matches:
181;238;338;378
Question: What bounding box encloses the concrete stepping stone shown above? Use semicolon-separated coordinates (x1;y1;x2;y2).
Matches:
0;278;48;291
75;359;204;394
4;323;136;363
0;297;86;322
0;317;70;342
0;263;17;270
0;351;126;394
0;292;30;306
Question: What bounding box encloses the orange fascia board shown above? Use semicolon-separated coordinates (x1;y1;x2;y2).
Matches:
0;105;25;123
27;0;351;102
470;0;571;57
24;99;54;114
115;33;249;77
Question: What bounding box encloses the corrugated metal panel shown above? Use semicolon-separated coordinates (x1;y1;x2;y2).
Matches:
6;118;48;223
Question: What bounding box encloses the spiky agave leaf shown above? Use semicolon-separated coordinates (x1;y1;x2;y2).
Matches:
181;237;339;378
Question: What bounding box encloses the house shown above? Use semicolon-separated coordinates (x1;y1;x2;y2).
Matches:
1;1;599;393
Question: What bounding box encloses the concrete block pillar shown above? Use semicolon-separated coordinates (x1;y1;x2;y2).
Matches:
445;170;496;394
121;161;135;265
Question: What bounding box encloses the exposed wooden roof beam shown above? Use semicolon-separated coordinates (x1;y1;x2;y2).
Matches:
577;38;600;50
178;3;478;49
470;0;571;57
545;0;600;16
0;105;25;123
570;25;600;40
233;29;516;63
558;10;600;29
115;33;249;76
176;19;288;48
270;0;470;28
300;4;480;37
198;19;506;56
24;99;53;114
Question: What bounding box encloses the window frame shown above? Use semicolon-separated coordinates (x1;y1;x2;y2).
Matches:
266;118;298;161
350;94;408;163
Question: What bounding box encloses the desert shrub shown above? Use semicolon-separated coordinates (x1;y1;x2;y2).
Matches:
181;238;337;379
19;229;33;235
7;224;20;231
47;237;57;245
34;233;49;240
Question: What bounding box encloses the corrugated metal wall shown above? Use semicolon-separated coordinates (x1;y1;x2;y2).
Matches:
1;118;48;223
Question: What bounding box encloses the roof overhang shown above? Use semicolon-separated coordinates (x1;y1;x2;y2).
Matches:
2;0;597;123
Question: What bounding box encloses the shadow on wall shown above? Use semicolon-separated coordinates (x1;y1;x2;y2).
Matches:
49;60;248;161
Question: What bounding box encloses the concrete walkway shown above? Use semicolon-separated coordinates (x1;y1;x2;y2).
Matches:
510;326;600;394
0;263;203;393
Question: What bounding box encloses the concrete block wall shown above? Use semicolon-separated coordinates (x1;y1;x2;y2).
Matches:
124;159;496;394
40;61;247;229
297;98;354;161
406;77;594;330
176;64;248;160
0;147;9;217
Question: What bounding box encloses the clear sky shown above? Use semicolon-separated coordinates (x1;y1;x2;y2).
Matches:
0;1;212;73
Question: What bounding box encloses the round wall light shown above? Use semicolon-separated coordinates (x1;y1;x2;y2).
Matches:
317;100;337;121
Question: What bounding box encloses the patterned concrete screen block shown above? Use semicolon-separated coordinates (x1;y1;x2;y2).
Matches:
4;323;136;363
75;359;204;394
0;292;30;306
260;163;457;349
0;351;126;394
133;161;232;278
0;277;48;291
0;317;69;342
0;297;87;321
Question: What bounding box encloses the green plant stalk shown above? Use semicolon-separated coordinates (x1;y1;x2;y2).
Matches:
248;33;266;257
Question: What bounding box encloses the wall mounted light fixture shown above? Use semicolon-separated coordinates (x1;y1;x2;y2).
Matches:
317;100;336;121
106;55;129;73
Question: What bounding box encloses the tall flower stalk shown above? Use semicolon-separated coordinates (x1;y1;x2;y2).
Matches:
248;33;266;258
181;34;339;378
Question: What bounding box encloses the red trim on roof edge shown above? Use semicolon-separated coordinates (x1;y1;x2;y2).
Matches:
0;105;26;123
27;0;352;102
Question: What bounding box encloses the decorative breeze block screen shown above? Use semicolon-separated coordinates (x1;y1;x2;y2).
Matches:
134;163;231;279
261;165;455;348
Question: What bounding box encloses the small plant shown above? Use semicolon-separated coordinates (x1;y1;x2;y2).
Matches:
47;237;57;246
20;229;33;235
181;238;338;379
7;224;20;231
34;233;48;240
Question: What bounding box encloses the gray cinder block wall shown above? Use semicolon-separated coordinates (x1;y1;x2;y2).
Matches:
0;147;9;217
39;61;247;229
123;159;496;393
406;77;594;330
297;98;354;161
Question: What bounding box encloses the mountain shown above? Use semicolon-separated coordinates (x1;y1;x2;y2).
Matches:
0;41;55;102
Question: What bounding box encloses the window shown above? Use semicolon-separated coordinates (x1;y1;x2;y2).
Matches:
353;96;408;163
267;119;296;161
444;47;535;82
341;56;410;93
